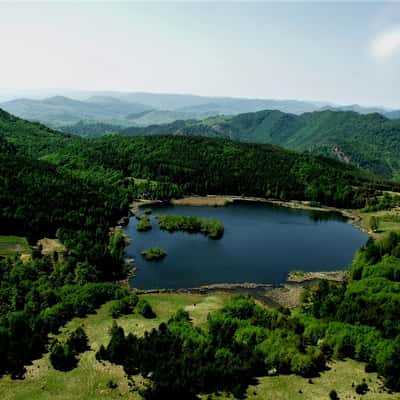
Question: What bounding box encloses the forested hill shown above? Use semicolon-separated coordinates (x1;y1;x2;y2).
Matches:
121;109;400;180
0;107;396;211
0;108;76;157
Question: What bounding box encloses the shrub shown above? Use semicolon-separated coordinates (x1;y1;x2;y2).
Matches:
355;382;369;395
110;294;139;318
49;341;77;371
66;326;89;353
329;389;339;400
137;299;156;319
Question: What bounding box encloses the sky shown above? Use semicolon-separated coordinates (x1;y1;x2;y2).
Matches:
0;1;400;108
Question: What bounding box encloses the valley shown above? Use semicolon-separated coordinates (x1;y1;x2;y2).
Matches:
1;105;400;399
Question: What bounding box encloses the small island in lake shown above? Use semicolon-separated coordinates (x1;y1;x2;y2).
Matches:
156;214;224;239
141;247;167;261
136;215;152;232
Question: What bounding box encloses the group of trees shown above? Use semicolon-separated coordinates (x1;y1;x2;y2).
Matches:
0;111;135;376
50;326;89;371
98;296;327;398
136;215;152;232
140;247;167;261
301;232;400;390
364;192;400;213
109;294;156;319
156;214;224;239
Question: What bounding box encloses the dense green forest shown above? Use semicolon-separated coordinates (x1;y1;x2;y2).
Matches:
27;134;396;208
60;120;123;137
121;109;400;180
0;108;400;396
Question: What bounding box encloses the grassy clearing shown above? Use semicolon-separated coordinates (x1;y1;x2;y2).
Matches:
355;209;400;239
0;293;230;400
0;235;30;257
201;359;397;400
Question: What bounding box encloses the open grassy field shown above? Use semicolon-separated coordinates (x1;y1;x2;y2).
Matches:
0;293;230;400
355;209;400;239
206;359;399;400
0;235;30;257
1;292;399;400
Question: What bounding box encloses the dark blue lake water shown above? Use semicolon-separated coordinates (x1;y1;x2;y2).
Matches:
124;203;368;289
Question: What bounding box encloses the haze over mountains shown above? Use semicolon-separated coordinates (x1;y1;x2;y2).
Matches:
2;90;400;181
1;90;399;129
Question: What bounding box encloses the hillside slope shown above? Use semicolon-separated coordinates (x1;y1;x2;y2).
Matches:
0;107;393;209
121;109;400;179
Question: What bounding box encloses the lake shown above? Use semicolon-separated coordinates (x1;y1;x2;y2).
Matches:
124;202;368;289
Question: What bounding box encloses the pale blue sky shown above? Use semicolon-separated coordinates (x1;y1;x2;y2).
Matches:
1;1;399;108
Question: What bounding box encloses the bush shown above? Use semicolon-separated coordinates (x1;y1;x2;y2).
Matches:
67;326;89;353
137;298;156;319
329;389;339;400
107;379;118;389
110;294;139;318
355;382;369;395
49;341;77;371
96;344;107;361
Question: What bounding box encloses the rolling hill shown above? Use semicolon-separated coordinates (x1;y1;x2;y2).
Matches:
121;109;400;180
0;107;393;209
0;95;152;126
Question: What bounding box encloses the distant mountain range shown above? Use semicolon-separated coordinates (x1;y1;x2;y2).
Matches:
0;95;152;126
2;92;400;180
1;91;398;129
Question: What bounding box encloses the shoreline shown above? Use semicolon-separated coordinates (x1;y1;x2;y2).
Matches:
123;195;366;308
128;270;348;310
170;195;369;235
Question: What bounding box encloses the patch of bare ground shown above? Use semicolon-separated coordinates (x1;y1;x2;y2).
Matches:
171;195;232;206
267;285;305;310
129;199;164;213
37;238;66;256
287;270;348;283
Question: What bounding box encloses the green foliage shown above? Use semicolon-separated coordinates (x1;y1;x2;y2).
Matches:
122;109;400;179
369;215;379;231
0;107;399;391
49;326;89;371
100;296;326;397
355;382;369;395
136;298;156;319
156;214;224;239
141;247;167;261
363;192;400;212
110;294;139;318
329;389;339;400
60;121;123;137
66;326;90;354
49;341;77;372
136;216;152;232
302;232;400;391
